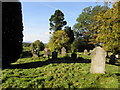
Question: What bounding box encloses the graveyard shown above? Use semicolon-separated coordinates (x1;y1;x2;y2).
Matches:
2;1;120;89
1;45;120;88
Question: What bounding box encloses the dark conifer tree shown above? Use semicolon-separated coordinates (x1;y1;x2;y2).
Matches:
49;9;67;32
2;1;23;68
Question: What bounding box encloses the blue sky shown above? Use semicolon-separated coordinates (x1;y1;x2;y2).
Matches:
21;2;107;43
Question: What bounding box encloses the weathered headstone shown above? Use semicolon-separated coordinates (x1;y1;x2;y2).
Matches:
90;46;106;74
109;54;116;64
84;49;88;55
44;48;48;52
61;47;66;56
52;51;58;60
31;48;39;58
115;54;119;58
44;48;50;58
32;53;39;58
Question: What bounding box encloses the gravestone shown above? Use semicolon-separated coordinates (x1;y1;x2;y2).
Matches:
84;49;88;55
71;52;77;59
115;55;119;58
109;54;116;64
31;48;39;58
44;48;48;52
52;51;58;60
32;53;39;58
61;47;66;56
90;46;106;74
44;48;50;58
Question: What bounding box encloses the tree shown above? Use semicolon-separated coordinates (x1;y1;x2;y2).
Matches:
71;38;95;52
23;42;31;47
90;1;120;54
49;9;67;33
73;5;108;41
64;26;74;44
64;26;75;52
30;40;44;52
46;30;70;52
2;2;23;68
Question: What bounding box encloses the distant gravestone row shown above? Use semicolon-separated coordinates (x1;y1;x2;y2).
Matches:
31;46;117;74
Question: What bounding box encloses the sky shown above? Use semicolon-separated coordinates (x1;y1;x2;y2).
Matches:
21;1;109;43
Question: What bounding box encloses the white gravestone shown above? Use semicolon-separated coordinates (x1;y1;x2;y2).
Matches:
61;47;66;56
90;46;106;74
84;49;88;55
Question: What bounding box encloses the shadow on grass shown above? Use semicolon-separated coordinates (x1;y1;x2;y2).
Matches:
6;57;91;69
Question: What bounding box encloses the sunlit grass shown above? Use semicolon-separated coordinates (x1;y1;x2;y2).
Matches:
2;53;119;88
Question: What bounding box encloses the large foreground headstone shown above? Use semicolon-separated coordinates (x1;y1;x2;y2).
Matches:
90;46;106;74
61;47;66;56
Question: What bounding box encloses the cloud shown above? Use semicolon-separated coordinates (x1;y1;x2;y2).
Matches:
40;3;58;10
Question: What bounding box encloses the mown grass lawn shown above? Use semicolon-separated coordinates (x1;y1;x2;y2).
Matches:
1;53;120;89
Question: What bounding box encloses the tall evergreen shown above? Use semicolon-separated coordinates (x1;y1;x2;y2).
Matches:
49;9;67;33
2;2;23;68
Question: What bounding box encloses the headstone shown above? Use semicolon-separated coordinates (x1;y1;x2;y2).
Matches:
71;52;77;59
44;48;48;52
109;54;116;64
61;47;66;56
52;51;58;60
84;49;88;55
32;53;39;58
31;48;39;58
90;46;106;74
115;54;120;59
44;48;50;58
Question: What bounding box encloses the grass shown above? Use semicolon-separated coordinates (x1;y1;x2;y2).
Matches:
2;52;120;89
